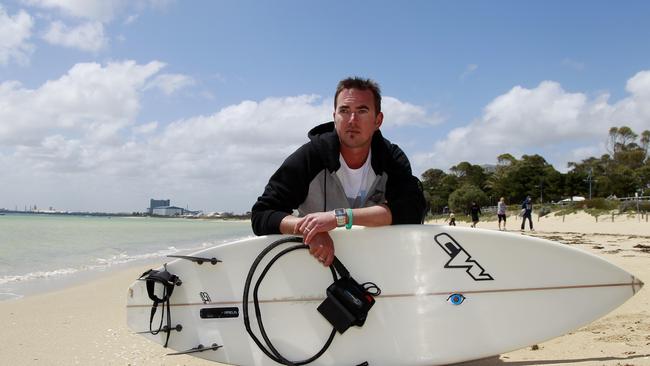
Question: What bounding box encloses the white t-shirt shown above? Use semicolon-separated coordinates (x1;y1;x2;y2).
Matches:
336;151;376;207
497;201;507;215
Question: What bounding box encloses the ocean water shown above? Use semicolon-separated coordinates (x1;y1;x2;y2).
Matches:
0;213;253;301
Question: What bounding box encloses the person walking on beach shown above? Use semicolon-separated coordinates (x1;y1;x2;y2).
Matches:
470;201;481;228
251;77;427;266
444;212;456;226
497;197;507;231
520;196;534;231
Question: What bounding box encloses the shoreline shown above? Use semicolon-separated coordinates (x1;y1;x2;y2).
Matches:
0;256;168;302
1;212;649;365
0;215;254;303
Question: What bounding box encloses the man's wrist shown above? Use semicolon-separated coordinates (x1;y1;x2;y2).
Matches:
334;208;347;227
345;208;353;229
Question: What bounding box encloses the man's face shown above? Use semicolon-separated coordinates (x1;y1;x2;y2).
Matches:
334;88;383;150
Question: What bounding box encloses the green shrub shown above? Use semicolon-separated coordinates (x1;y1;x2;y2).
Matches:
585;208;612;218
553;207;578;216
580;198;618;210
619;200;650;213
537;205;551;217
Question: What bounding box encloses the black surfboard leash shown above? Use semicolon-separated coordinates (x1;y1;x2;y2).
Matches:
242;236;379;365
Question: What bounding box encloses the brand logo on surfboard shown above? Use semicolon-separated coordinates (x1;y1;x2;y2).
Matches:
435;233;494;281
200;291;211;303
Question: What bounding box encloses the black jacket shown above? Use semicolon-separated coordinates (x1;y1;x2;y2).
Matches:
251;122;426;235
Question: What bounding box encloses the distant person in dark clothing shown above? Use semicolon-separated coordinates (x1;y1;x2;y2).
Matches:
520;196;534;231
470;201;481;228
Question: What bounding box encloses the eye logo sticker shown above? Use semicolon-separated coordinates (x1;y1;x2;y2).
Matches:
435;233;494;281
447;293;466;305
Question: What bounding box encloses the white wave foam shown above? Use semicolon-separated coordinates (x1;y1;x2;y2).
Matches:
0;268;79;285
92;246;181;267
0;292;23;301
0;235;256;287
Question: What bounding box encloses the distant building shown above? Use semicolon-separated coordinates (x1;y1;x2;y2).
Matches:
152;206;184;216
149;199;170;214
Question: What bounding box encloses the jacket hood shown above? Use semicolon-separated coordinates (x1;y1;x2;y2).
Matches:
307;121;388;174
307;121;336;140
307;122;340;172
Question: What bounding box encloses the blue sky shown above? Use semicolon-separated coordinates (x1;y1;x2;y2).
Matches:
1;1;649;213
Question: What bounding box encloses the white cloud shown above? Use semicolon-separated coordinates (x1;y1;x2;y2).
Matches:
123;14;138;25
0;6;34;65
145;73;196;95
0;63;439;212
562;58;585;71
22;0;172;22
460;64;478;80
382;96;445;127
0;60;164;146
22;0;127;22
133;121;158;135
569;144;603;163
42;20;108;52
414;74;650;173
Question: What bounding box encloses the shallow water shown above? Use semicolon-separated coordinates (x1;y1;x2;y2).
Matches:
0;213;253;299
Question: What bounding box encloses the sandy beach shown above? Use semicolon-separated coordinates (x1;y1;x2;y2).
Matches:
1;211;649;366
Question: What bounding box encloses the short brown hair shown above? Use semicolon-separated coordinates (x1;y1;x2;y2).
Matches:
334;77;382;114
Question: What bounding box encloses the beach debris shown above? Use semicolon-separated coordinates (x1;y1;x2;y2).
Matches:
633;244;650;253
531;344;540;350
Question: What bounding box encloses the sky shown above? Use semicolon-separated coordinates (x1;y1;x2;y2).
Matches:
1;1;650;213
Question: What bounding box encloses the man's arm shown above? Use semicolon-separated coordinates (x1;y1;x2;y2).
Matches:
383;146;427;224
251;145;313;235
290;205;391;267
294;205;391;243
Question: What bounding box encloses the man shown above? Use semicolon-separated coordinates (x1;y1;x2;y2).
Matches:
520;196;534;231
252;77;427;266
469;201;481;228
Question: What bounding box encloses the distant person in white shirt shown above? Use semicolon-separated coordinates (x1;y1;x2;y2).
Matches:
497;197;507;231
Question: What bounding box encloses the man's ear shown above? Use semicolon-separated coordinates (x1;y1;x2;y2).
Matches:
375;112;384;129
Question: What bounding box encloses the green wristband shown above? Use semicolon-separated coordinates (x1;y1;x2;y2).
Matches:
345;208;353;229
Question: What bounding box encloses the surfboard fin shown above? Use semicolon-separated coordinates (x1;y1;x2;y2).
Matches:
134;324;182;334
167;343;222;355
167;255;222;265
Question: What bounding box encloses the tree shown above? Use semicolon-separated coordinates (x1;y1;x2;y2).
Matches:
421;168;458;214
449;161;488;189
486;154;560;203
570;126;649;197
448;184;488;214
641;130;650;158
608;126;638;155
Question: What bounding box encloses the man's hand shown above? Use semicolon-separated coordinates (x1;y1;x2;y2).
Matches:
295;211;337;243
305;231;335;266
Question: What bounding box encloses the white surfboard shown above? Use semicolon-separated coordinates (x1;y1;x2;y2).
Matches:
126;225;643;365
